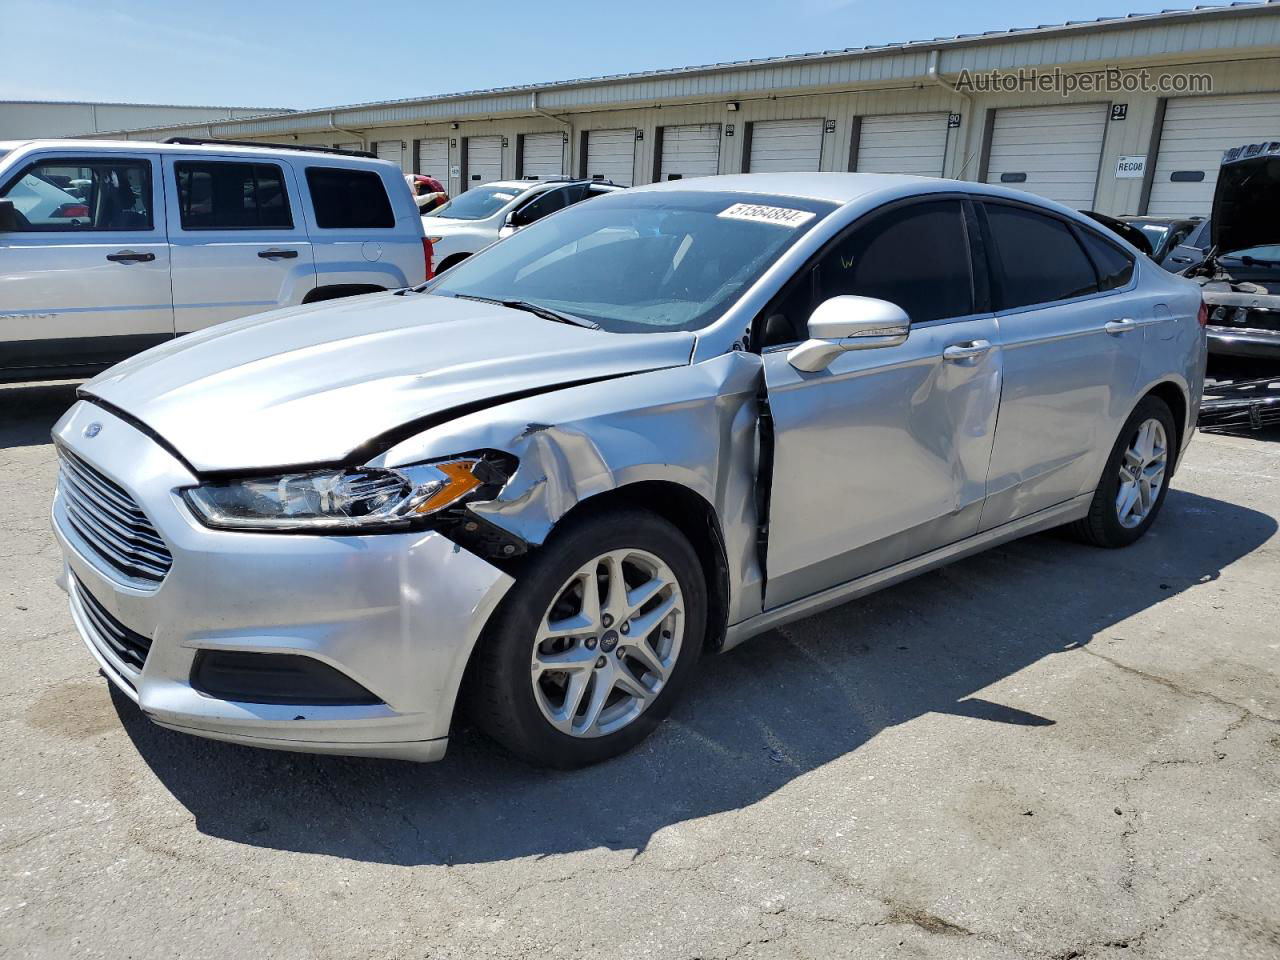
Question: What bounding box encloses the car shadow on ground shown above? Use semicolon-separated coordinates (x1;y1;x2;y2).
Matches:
108;486;1276;867
0;381;80;449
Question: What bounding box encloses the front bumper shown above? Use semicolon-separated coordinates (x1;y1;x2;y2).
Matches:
1207;325;1280;359
50;400;515;762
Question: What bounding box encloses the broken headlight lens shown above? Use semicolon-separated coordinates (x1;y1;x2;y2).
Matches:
182;457;502;532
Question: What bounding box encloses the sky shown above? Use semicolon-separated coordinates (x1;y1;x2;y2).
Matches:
2;0;1227;111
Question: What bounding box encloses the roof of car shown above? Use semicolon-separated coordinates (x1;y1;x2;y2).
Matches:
630;172;1087;207
1119;215;1203;224
483;178;619;192
0;139;387;163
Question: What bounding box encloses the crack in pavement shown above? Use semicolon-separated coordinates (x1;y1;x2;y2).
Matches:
1082;648;1278;725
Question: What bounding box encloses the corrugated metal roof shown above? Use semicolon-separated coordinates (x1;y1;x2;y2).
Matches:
99;1;1280;138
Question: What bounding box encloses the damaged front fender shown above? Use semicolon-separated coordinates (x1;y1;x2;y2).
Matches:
369;351;767;625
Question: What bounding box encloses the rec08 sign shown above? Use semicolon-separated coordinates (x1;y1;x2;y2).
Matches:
1116;155;1147;179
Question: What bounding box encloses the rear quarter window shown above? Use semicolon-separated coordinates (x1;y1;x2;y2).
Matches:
1076;227;1136;291
305;167;395;229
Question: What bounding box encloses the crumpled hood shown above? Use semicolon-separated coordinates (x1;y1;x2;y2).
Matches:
82;293;695;472
1212;145;1280;257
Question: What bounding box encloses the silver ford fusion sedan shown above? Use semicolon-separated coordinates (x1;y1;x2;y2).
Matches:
51;173;1206;768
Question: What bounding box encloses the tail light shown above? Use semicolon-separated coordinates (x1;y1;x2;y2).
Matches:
52;203;90;218
422;237;434;281
1197;301;1209;327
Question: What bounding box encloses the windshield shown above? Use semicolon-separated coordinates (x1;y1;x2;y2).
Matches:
428;190;836;334
1219;243;1280;263
429;185;524;220
1137;223;1170;245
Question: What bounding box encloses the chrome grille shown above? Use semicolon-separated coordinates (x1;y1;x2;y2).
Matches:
57;446;173;585
72;574;151;682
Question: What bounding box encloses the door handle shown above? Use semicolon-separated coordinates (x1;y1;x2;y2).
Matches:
1104;317;1157;335
258;248;299;260
942;339;992;362
105;250;155;263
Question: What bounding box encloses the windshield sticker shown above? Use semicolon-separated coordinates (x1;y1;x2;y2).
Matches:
492;192;516;201
718;203;816;227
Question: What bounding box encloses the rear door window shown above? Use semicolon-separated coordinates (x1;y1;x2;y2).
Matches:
175;161;292;230
984;203;1098;309
305;167;394;228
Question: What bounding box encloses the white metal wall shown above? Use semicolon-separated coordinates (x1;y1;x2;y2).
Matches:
374;140;404;171
521;132;564;179
466;135;503;188
984;104;1109;208
1147;92;1280;217
658;124;721;180
207;54;1280;217
748;119;824;172
335;141;362;153
856;113;949;176
586;129;636;185
416;138;449;182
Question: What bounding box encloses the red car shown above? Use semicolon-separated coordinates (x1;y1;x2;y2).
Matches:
406;174;448;214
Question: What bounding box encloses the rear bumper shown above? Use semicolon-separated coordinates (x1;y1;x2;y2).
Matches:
51;400;515;762
1207;325;1280;359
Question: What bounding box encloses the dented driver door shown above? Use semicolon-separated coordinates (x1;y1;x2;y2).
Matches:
758;197;1003;610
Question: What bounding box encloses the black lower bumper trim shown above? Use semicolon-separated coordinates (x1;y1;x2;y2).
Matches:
190;650;382;706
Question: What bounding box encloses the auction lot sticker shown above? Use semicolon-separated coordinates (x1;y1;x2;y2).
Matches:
718;203;816;227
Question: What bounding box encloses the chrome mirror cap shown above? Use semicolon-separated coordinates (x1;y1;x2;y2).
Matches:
787;296;910;372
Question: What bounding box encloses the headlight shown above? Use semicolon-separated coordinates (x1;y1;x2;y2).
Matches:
182;457;505;532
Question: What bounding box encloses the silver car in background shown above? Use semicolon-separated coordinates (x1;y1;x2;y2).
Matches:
50;173;1206;768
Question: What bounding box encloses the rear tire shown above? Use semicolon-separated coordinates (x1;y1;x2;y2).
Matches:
436;253;471;273
1069;395;1176;548
470;508;706;768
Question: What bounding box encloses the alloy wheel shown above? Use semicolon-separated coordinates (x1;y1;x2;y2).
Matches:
1115;417;1168;529
530;548;684;738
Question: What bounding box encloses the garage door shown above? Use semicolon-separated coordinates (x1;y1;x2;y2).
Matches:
465;136;503;189
748;119;824;173
520;132;564;180
856;113;949;176
585;129;636;186
374;140;404;171
1147;93;1280;217
416;138;449;183
658;124;721;180
984;104;1109;208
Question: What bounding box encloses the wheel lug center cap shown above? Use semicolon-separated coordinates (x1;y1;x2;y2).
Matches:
599;630;619;653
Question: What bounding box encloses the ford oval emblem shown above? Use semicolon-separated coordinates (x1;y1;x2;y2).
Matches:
84;422;102;438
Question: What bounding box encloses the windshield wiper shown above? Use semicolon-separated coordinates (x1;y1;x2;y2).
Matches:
453;294;600;329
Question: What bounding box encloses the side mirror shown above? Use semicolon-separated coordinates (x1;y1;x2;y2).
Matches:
0;200;17;232
504;210;517;229
786;296;910;372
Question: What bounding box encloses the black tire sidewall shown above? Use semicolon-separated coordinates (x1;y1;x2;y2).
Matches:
474;508;707;768
1091;396;1177;546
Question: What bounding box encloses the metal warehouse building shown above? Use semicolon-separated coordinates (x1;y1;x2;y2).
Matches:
1;100;288;140
92;2;1280;217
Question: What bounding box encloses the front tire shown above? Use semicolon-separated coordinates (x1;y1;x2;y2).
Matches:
1070;395;1176;548
470;508;706;768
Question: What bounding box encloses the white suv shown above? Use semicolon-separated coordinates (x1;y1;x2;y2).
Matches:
0;138;427;382
425;178;622;273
